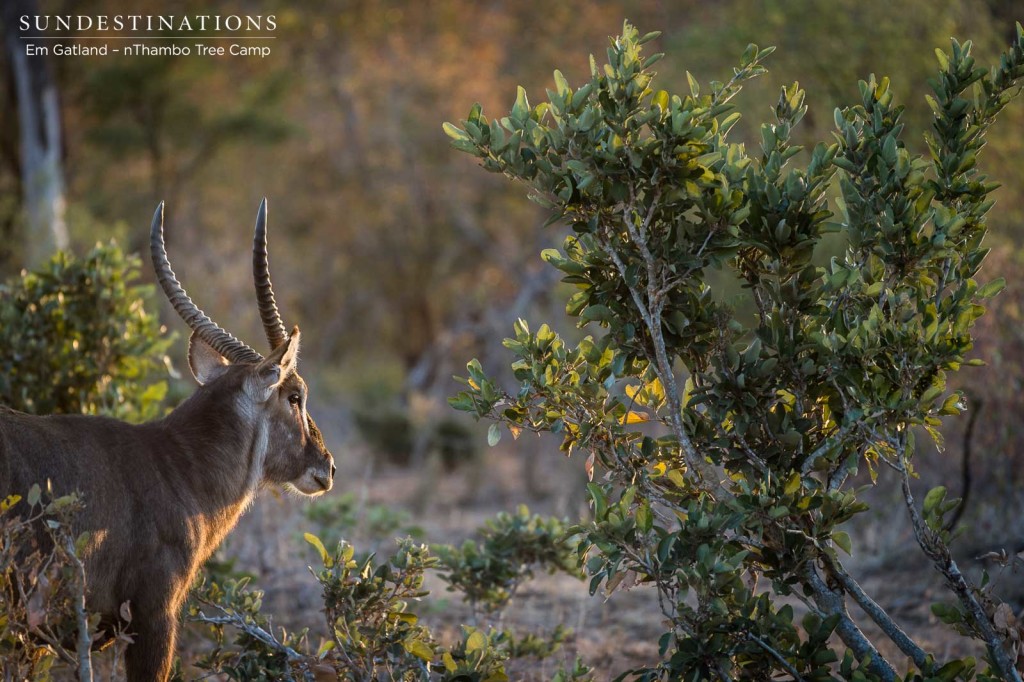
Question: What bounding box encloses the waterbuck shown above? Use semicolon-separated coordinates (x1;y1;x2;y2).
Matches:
0;200;335;681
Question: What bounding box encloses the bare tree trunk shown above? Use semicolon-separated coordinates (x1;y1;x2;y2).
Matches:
2;0;69;268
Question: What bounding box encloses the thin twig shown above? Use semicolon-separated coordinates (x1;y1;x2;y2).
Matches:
63;536;94;682
747;633;805;681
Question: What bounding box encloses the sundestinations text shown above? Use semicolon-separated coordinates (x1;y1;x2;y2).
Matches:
19;15;276;33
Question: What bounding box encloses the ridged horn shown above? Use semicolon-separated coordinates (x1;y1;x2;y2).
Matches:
150;202;264;364
252;198;288;350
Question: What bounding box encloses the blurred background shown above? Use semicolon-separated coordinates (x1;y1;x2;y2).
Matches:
2;0;1024;675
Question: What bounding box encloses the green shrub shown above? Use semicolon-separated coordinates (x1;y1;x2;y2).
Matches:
179;503;590;682
448;21;1024;681
434;505;581;615
0;241;172;422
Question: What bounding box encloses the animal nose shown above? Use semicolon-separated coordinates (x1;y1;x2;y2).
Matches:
314;471;332;491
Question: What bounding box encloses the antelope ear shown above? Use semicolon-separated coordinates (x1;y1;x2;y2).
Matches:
188;333;231;385
254;325;300;394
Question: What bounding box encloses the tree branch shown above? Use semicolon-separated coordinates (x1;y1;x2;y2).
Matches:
190;606;314;682
803;564;896;682
898;462;1023;682
821;552;932;672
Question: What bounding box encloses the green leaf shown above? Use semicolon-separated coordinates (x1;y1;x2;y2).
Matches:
939;394;963;415
636;502;653;533
581;304;613;324
977;277;1006;298
638;30;662;45
930;602;962;624
784;472;801;496
686;71;700;97
923;486;947;515
487;423;502;447
442;122;470;141
832;531;852;555
512;86;530;120
587;483;608;519
653;89;669;112
317;640;336;659
27;484;40;507
919;384;943;406
74;531;91;556
553;69;570;97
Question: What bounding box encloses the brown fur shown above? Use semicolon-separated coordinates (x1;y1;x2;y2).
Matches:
0;332;334;681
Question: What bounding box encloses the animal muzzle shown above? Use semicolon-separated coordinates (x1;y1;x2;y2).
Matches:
293;454;334;496
313;458;335;492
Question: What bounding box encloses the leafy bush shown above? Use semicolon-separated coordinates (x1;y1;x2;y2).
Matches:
434;505;581;615
448;21;1024;681
188;576;313;681
186;522;589;682
0;244;171;679
0;489;128;682
4;484;582;679
0;241;172;422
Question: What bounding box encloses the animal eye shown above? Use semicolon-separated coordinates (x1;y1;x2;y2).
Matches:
288;393;301;406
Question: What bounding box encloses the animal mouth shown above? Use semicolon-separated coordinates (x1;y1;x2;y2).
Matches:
289;470;332;496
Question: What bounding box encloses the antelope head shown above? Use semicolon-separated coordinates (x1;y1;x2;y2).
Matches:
150;199;335;496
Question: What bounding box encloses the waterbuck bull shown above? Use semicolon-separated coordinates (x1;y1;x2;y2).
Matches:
0;200;335;681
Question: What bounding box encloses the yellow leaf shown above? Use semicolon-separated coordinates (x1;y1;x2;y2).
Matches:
403;638;434;662
621;410;650;424
624;384;641;400
648;377;665;401
651;462;667;477
509;424;522;440
304;533;331;567
466;629;487;654
443;652;457;671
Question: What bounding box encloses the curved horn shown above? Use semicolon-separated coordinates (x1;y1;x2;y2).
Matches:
150;202;264;364
252;198;288;349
